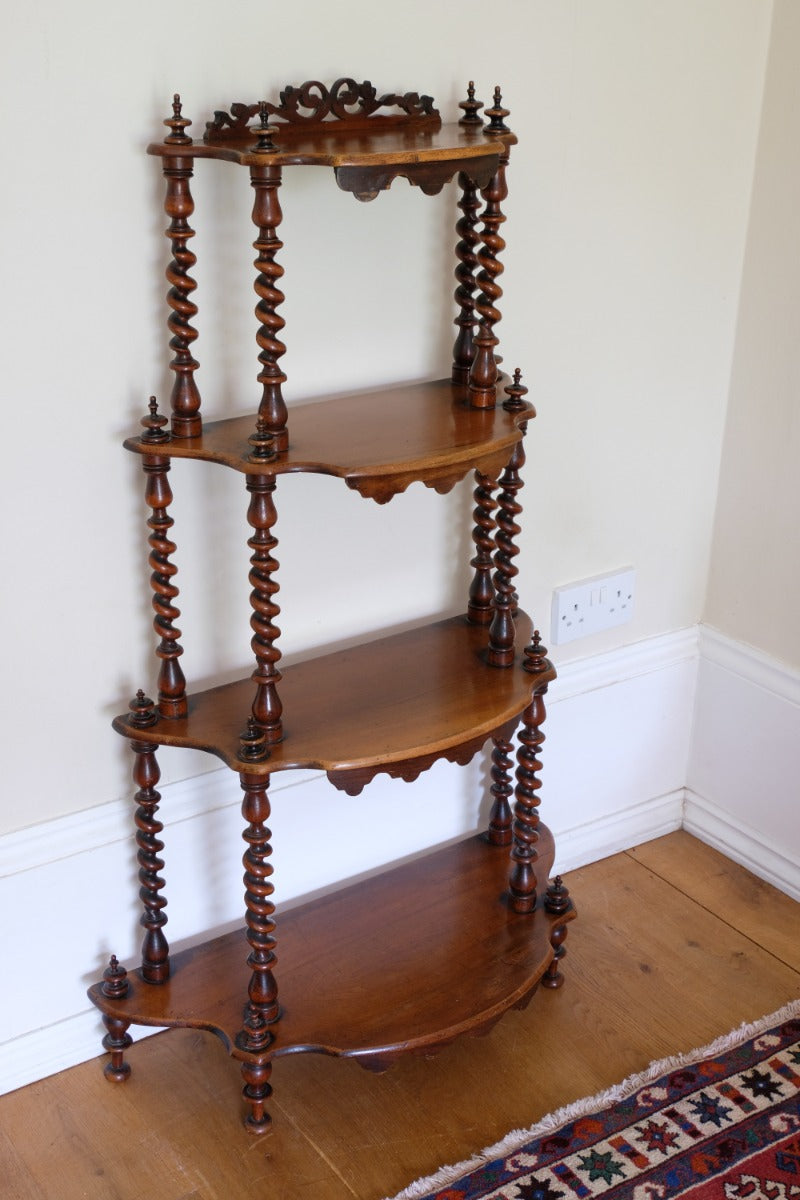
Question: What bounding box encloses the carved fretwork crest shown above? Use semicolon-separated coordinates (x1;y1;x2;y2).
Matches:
204;77;440;143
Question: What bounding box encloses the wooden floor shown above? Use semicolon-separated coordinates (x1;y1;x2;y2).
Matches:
2;831;798;1200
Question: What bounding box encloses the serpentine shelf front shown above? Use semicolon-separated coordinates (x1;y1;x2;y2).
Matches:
125;378;534;502
113;612;549;793
89;828;572;1071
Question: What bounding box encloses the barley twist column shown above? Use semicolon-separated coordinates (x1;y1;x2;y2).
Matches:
237;771;279;1133
452;172;482;385
128;693;169;981
488;439;525;666
468;161;509;405
508;635;551;913
250;164;288;453
246;473;283;743
467;471;497;625
142;453;187;719
487;736;514;845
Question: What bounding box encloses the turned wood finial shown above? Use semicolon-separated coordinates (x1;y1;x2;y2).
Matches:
544;876;571;915
255;101;277;153
140;396;170;443
163;93;192;144
458;81;484;126
523;631;549;674
239;717;270;762
247;416;278;463
484;86;511;134
129;689;158;728
503;368;533;414
101;955;130;999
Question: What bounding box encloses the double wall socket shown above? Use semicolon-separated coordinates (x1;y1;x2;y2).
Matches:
551;568;636;645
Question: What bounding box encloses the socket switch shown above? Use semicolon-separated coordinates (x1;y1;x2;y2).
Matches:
551;568;636;645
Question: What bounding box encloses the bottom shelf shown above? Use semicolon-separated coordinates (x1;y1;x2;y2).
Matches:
89;825;574;1071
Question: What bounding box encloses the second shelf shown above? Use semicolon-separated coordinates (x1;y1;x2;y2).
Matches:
115;612;549;792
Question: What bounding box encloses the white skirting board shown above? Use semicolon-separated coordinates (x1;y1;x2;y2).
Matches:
685;625;800;901
1;624;797;1097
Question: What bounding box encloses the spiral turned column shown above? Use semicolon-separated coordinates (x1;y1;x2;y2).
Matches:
452;172;482;385
468;150;509;407
466;471;497;625
246;473;283;743
237;771;279;1133
487;736;514;845
508;690;546;913
488;439;525;666
160;108;200;439
128;694;169;982
250;164;288;453
142;454;186;719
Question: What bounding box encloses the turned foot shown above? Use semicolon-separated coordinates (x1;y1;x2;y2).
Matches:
543;877;572;988
241;1059;273;1133
102;1015;132;1081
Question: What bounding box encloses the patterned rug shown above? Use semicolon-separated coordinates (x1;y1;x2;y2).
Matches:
386;1000;800;1200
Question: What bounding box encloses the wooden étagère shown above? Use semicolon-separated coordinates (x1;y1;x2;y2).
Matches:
89;78;576;1137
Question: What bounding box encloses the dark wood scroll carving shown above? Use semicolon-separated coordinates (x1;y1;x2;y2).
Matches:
205;78;440;143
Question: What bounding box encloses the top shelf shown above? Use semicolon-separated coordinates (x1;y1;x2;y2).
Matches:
148;78;516;196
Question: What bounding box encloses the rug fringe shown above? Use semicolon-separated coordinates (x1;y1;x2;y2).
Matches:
382;997;800;1200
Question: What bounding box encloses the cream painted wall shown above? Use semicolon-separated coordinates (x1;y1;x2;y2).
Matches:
0;1;771;836
704;0;800;669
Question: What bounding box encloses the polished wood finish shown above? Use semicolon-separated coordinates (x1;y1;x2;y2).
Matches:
8;837;799;1200
89;828;569;1067
111;612;549;782
89;81;566;1137
250;164;288;451
123;377;533;501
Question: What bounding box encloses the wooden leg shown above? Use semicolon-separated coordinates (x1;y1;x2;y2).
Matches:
102;1017;132;1082
508;689;546;912
100;955;132;1080
543;877;572;988
241;1059;273;1134
486;736;514;845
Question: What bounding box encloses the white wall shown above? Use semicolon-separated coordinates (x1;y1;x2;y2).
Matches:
704;0;800;670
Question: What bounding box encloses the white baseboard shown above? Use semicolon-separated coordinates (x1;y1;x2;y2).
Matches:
2;623;795;1097
683;790;800;901
687;624;800;900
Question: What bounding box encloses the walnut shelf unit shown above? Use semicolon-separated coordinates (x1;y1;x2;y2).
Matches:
89;78;576;1136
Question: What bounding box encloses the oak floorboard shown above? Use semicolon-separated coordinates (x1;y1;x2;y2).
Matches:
1;835;798;1200
628;830;800;970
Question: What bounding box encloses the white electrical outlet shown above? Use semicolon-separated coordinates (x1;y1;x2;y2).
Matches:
551;568;636;645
